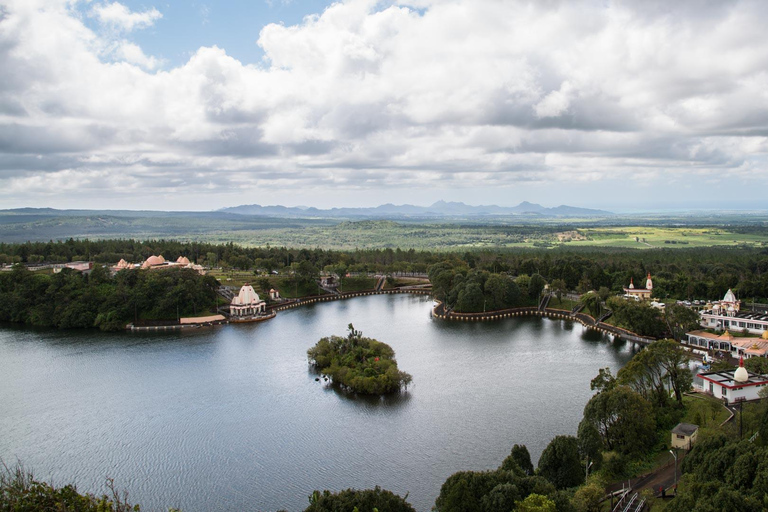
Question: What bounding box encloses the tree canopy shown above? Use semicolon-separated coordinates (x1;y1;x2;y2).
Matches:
307;325;412;395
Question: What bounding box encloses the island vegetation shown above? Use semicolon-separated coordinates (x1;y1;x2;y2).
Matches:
307;325;412;395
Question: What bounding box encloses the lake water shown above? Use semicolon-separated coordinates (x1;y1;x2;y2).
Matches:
0;294;635;512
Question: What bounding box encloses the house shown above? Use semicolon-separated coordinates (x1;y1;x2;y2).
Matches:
671;423;699;450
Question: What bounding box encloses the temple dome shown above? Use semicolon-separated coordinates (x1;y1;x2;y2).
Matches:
232;284;262;306
177;256;191;265
735;357;749;383
142;255;165;268
723;289;737;303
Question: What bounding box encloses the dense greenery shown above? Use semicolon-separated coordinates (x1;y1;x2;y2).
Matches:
0;463;146;512
433;461;574;512
0;265;218;330
305;487;415;512
5;238;768;303
428;262;528;312
665;433;768;511
307;325;413;395
536;436;584;490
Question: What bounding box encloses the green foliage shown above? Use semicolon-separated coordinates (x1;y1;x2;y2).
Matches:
502;445;534;476
537;436;584;490
571;480;603;512
665;436;768;511
514;493;556;512
428;262;526;312
663;304;701;342
580;385;656;456
0;463;141;512
617;340;692;407
744;357;768;375
0;265;218;331
305;487;415;512
605;296;665;338
433;469;558;512
307;325;412;395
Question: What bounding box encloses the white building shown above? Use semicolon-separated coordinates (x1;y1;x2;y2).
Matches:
230;284;266;317
699;289;768;335
623;273;653;301
695;357;768;404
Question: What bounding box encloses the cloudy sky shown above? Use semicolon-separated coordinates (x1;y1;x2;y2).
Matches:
2;0;768;212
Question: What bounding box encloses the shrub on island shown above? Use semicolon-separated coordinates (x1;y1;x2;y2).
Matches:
308;324;412;395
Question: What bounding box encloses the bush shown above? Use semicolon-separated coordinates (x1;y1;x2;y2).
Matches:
307;325;412;395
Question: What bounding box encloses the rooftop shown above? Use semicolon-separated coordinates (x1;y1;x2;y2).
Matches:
671;423;699;436
698;369;768;389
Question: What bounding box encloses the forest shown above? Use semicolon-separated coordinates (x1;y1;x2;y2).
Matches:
0;265;219;331
2;238;768;301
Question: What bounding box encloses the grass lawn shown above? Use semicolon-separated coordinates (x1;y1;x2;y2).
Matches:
681;394;731;428
338;276;378;293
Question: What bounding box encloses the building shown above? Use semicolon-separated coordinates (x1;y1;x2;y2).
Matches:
53;261;92;273
229;284;266;317
686;330;768;358
671;423;699;450
699;289;768;335
137;255;205;274
695;357;768;403
269;288;281;301
623;273;653;301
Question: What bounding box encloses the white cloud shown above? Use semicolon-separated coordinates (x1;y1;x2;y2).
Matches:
2;0;768;210
114;41;163;69
91;2;162;32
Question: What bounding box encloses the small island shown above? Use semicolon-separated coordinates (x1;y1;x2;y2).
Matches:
308;324;412;395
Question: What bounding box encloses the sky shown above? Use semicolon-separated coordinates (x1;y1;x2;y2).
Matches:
2;0;768;212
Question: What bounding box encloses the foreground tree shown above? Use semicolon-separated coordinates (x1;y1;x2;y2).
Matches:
537;436;584;490
579;385;655;456
305;487;415;512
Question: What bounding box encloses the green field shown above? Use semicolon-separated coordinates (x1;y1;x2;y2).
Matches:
567;227;768;249
3;209;768;250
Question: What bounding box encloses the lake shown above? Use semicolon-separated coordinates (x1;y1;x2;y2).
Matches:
0;294;634;511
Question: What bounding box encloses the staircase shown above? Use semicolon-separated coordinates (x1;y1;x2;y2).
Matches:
538;293;551;311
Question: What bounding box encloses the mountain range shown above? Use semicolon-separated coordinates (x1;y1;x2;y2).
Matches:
220;201;612;218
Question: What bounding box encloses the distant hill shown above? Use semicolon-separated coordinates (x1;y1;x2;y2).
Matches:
220;201;612;218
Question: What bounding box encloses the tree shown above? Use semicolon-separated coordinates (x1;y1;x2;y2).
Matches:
664;304;701;342
528;274;546;301
580;385;656;456
550;279;567;304
502;445;534;476
577;421;603;471
579;291;600;317
572;480;604;512
305;487;415;512
618;340;691;406
537;436;583;489
456;281;485;313
590;367;616;392
515;493;556;512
